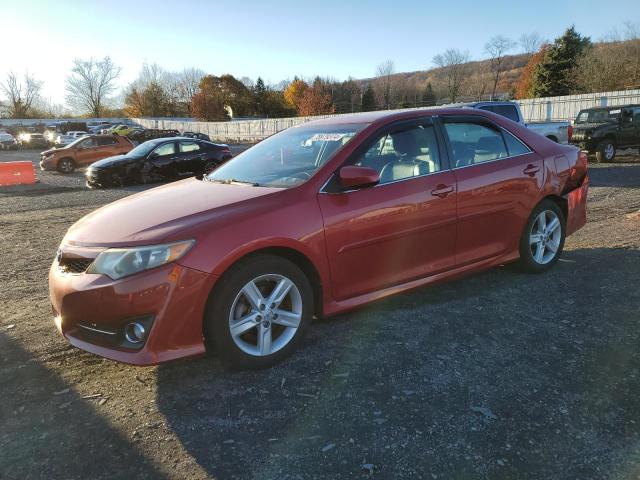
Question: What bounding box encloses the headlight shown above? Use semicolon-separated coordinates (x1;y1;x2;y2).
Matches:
87;240;195;280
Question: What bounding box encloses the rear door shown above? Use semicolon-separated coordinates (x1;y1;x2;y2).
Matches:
440;115;543;266
75;137;100;165
177;140;205;174
318;119;458;301
95;136;119;160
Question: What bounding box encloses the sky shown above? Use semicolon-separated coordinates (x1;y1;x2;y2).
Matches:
1;0;639;108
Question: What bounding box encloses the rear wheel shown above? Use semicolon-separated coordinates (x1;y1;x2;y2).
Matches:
595;140;616;163
205;255;313;369
57;158;75;174
518;199;565;273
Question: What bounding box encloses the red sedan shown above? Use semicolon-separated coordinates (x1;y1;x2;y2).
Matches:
49;109;589;368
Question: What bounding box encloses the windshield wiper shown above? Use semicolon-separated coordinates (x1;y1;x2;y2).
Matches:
207;178;262;187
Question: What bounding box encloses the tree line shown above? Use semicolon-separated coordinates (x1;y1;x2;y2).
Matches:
1;23;638;121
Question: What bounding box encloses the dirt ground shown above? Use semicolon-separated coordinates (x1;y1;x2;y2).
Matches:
1;148;639;480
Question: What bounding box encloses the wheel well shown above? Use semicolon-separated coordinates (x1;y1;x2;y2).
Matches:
546;135;558;143
58;157;75;166
543;195;567;221
217;247;324;319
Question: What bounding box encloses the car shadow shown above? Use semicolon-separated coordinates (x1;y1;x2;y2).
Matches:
155;247;640;479
0;333;167;480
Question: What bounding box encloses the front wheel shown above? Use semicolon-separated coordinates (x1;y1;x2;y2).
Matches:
518;200;566;273
595;140;616;163
205;255;314;369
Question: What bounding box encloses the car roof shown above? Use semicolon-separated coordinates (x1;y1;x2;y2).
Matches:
301;107;501;128
580;104;640;111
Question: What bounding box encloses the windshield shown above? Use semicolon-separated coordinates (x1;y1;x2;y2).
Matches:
576;108;620;124
127;140;160;157
63;137;88;148
207;123;366;188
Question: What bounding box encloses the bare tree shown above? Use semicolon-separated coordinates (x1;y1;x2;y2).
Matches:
1;71;43;118
485;35;516;99
519;32;544;57
176;68;205;114
65;57;121;117
433;49;470;103
464;62;491;101
375;60;395;109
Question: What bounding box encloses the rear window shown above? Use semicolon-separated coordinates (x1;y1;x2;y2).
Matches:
97;137;117;146
479;104;520;122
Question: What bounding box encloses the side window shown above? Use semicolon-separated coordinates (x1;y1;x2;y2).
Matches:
179;141;201;153
97;137;117;146
151;143;176;157
443;121;508;167
355;123;441;184
502;130;531;156
632;108;640;123
79;138;97;148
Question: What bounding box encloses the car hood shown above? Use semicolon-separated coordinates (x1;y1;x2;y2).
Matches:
90;154;141;169
63;177;282;247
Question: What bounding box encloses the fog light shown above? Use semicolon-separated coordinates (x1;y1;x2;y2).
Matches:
124;322;146;344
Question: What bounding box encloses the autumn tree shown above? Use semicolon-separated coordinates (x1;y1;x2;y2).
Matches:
297;79;335;116
283;79;309;112
1;71;42;118
191;75;229;121
515;46;548;99
65;57;120;116
433;49;470;102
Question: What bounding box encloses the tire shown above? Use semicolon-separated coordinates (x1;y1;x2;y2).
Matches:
57;158;75;174
205;254;314;369
518;199;566;273
203;160;215;174
595;140;616;163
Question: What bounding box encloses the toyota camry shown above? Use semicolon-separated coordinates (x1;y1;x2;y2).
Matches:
49;108;589;368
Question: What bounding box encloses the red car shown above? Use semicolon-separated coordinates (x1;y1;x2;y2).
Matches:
49;109;589;368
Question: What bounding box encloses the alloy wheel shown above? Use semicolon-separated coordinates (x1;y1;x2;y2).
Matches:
529;210;562;265
59;160;73;173
228;274;302;356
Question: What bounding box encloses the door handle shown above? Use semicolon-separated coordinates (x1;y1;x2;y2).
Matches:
523;164;540;176
430;184;455;198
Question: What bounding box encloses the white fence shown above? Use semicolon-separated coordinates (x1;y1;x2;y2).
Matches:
134;88;640;143
518;89;640;122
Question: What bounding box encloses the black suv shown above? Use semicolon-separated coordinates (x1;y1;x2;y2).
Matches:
570;105;640;162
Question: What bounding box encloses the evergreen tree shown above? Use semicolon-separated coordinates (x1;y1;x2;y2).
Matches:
531;26;591;97
253;77;268;114
361;84;376;112
422;82;436;105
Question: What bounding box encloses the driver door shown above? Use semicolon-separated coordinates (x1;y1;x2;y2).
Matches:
147;142;178;178
75;137;100;165
318;119;457;301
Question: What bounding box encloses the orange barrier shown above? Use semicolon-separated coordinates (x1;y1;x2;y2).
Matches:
0;161;37;186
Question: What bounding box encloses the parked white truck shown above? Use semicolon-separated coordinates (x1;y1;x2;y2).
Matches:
459;101;571;144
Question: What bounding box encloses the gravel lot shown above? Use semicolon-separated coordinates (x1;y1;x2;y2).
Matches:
1;148;640;479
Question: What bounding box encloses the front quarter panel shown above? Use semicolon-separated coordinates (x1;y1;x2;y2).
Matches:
177;188;330;291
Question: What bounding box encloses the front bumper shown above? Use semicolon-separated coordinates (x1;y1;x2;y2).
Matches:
569;139;597;152
40;157;56;171
49;256;217;365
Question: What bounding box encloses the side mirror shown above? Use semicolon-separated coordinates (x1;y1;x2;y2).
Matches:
338;165;380;190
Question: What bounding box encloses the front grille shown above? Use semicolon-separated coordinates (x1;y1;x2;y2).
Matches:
59;258;93;274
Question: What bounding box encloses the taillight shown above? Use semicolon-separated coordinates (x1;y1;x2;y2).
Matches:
568;125;573;142
221;148;231;155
